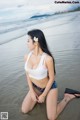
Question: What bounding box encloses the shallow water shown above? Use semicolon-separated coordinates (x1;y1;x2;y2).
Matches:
0;11;80;120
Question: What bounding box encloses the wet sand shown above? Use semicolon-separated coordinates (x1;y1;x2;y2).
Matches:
0;11;80;120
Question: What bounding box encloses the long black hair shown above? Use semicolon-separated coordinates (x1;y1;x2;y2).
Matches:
27;29;56;75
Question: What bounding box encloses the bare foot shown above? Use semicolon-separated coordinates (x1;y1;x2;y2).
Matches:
64;93;80;102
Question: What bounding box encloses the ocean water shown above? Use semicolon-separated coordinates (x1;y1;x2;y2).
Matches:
0;5;80;120
0;6;56;45
0;5;80;45
0;10;80;91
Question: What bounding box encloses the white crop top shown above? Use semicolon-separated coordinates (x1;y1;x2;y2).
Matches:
24;50;48;80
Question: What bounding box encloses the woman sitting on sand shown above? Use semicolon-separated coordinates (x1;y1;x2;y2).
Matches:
21;29;80;120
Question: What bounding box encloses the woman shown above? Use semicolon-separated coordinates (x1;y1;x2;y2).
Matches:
21;29;80;120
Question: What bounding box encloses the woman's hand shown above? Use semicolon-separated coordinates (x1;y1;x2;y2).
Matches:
37;94;45;103
30;90;39;102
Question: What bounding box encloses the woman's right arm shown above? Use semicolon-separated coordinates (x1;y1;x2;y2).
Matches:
24;54;34;92
24;54;39;102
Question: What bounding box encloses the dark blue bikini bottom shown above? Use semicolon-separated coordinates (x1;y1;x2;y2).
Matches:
32;80;57;93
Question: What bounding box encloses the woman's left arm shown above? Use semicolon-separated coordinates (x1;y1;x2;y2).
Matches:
41;56;55;98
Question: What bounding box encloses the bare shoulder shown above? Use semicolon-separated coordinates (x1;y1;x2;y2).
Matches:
45;53;53;62
24;51;32;62
44;53;53;68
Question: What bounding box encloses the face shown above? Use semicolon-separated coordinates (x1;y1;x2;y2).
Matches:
27;35;35;50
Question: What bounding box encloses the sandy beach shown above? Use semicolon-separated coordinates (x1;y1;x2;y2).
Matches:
0;11;80;120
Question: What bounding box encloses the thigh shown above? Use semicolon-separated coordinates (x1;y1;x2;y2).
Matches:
46;88;58;120
21;90;37;113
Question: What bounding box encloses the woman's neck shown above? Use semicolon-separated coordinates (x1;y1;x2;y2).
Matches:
32;48;43;56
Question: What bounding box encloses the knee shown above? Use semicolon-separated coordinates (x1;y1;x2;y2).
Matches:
21;107;27;114
47;114;56;120
21;106;30;114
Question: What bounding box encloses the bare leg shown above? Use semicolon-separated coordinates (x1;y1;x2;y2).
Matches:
56;93;79;119
46;88;80;120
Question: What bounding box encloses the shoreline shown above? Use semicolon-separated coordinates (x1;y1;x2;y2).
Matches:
0;10;80;120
